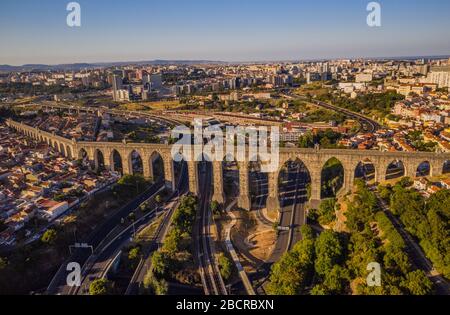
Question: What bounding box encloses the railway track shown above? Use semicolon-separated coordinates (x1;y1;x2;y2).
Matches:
197;166;228;295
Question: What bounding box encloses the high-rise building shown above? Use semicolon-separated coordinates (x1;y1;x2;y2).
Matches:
112;74;123;101
150;74;163;90
428;71;450;88
355;73;373;83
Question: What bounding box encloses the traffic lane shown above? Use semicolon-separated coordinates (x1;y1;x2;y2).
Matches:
48;184;162;294
75;211;157;295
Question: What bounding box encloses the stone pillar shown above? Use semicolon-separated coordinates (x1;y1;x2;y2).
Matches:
405;162;417;179
162;154;175;190
430;160;443;177
266;170;280;211
87;148;96;171
146;155;155;181
103;149;112;171
121;150;132;175
309;163;322;206
237;162;251;211
212;161;225;204
375;159;389;183
142;156;152;180
342;162;355;195
187;160;198;195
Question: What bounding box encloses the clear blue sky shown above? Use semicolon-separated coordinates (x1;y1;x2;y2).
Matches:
1;0;449;65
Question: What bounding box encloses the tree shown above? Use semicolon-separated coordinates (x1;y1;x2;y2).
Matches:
0;257;7;270
300;225;315;241
128;247;141;261
143;271;169;295
317;199;337;226
314;230;344;277
151;251;169;278
218;254;233;281
155;195;162;204
401;270;433;295
322;265;350;294
266;238;315;295
117;174;148;194
298;132;314;148
140;201;150;212
41;229;57;245
89;279;111;295
211;201;220;215
310;284;330;295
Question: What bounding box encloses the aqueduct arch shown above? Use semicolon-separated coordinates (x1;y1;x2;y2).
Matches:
6;119;450;212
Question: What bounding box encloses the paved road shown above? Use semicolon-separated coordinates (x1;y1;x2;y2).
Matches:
125;161;189;295
285;91;381;134
375;192;450;295
72;209;160;295
46;182;164;295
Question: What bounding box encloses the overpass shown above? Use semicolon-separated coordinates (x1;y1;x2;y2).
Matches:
7;119;450;210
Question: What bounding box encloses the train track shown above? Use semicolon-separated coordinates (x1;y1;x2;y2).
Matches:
252;171;272;226
197;166;228;295
286;165;301;251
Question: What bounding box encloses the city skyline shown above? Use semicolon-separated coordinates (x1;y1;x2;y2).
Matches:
1;0;450;65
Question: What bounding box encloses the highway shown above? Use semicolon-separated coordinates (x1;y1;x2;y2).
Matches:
268;163;308;262
284;91;381;134
196;163;228;295
46;182;164;295
251;164;308;295
125;162;189;295
71;208;160;295
314;100;381;133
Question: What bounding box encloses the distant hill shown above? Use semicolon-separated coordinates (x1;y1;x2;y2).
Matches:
0;60;228;73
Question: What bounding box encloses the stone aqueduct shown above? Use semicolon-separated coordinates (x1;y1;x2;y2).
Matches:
7;119;450;210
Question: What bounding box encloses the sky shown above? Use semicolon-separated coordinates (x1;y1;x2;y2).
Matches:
1;0;450;65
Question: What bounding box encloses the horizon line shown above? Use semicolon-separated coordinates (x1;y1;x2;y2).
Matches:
2;54;450;68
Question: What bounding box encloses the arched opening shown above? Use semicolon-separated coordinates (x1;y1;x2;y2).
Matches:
94;149;105;172
355;158;376;184
320;157;344;199
78;148;90;170
443;160;450;174
416;161;431;177
249;158;268;210
129;150;143;176
386;160;405;180
111;150;123;175
78;148;88;160
66;145;73;159
150;151;165;183
196;153;212;195
59;143;66;156
223;154;240;200
173;154;188;192
278;159;311;208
